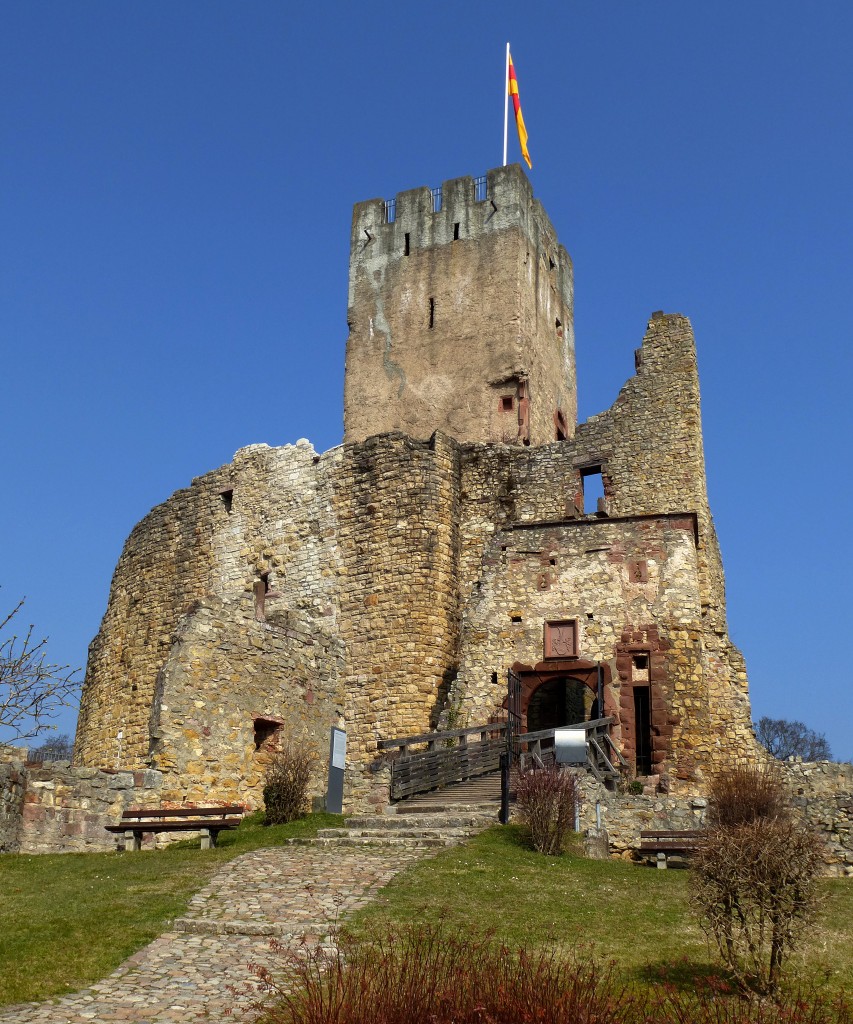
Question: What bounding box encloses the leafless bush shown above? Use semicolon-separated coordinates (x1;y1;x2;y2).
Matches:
708;764;787;829
262;741;318;825
515;764;579;855
692;815;825;995
248;925;636;1024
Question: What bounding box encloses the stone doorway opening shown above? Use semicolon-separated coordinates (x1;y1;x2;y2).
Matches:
526;677;598;733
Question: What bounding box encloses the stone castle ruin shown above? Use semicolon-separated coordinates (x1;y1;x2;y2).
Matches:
71;163;760;813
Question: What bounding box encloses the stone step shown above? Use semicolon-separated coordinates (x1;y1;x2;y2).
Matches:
393;802;500;815
287;835;456;849
317;827;477;840
344;813;495;829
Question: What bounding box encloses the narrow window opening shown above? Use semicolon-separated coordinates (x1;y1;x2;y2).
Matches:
549;557;557;567
500;395;515;412
220;489;233;513
253;573;271;622
633;688;652;775
586;613;594;621
428;298;435;329
404;232;410;256
580;466;605;514
633;654;650;683
491;671;498;685
554;410;568;442
549;256;556;271
453;222;460;240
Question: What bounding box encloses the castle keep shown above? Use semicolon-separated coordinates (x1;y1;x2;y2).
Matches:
74;164;758;811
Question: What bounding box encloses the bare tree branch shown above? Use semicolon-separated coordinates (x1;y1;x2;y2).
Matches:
756;716;832;761
0;596;81;742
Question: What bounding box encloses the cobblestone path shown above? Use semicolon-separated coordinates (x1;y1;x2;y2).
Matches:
0;844;425;1024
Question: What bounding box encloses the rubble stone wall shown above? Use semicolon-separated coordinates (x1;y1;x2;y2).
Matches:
344;165;576;447
0;747;27;852
0;751;163;854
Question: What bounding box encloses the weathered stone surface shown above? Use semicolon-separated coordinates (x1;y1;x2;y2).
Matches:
0;754;163;853
70;167;768;814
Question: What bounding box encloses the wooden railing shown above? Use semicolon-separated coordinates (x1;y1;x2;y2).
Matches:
516;717;628;782
378;723;507;802
379;717;629;801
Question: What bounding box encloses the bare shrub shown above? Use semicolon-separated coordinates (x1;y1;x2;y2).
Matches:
250;924;637;1024
692;815;825;995
262;741;318;825
708;764;787;829
649;977;853;1023
515;764;579;855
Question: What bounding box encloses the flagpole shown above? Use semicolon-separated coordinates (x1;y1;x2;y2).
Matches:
503;42;510;166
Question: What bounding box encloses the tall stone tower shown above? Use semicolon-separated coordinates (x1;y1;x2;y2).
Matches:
344;164;576;447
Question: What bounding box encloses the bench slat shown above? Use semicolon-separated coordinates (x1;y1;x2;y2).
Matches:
105;818;242;834
121;806;244;819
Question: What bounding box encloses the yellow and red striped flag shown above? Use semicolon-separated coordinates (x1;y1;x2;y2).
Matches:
508;51;532;169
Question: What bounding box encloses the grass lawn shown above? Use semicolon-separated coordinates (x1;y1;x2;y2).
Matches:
350;825;853;995
0;812;342;1007
2;819;851;1009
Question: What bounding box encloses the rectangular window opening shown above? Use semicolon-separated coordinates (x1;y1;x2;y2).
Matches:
501;395;515;412
453;222;460;240
428;298;435;329
220;489;233;513
580;466;605;514
633;687;652;775
404;232;410;256
254;717;282;752
510;614;523;624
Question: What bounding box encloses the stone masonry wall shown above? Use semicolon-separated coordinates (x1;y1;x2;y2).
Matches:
0;751;163;854
334;432;461;808
574;764;853;877
76;311;757;811
0;747;27;852
344;165;576;448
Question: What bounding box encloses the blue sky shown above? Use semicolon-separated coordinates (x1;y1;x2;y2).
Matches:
2;2;851;760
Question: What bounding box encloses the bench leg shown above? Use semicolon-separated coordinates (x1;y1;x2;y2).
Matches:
199;827;212;850
123;830;142;852
656;851;668;870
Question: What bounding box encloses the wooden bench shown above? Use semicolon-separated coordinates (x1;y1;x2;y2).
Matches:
638;829;702;869
106;806;244;851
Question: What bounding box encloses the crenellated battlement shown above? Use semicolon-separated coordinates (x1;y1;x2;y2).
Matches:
348;165;571;310
344;164;577;448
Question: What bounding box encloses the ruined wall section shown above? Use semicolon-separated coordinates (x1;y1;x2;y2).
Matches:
344;164;575;448
149;598;343;809
76;440;347;795
75;481;218;769
453;517;705;755
572;313;724;627
334;432;461;807
568;313;753;762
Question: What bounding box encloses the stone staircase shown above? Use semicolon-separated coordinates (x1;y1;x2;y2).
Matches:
292;772;503;850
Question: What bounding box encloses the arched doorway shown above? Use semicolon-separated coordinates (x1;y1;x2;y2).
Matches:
506;659;613;734
526;677;596;732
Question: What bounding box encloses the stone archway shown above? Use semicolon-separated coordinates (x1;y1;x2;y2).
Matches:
506;659;614;733
526;677;594;732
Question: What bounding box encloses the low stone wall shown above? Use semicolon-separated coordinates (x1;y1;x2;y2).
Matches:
0;749;164;854
0;747;28;852
573;761;853;878
784;760;853;877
